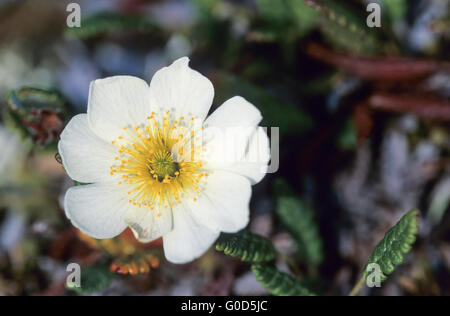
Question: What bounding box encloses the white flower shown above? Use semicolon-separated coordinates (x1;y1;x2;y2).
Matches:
58;57;270;264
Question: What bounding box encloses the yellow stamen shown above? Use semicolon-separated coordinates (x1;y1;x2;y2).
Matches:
109;112;208;212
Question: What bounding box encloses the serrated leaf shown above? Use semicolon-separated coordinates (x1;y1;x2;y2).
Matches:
65;12;157;39
66;264;115;295
216;231;275;262
306;0;385;55
364;209;419;281
5;87;70;146
275;184;323;266
251;264;316;296
7;87;68;115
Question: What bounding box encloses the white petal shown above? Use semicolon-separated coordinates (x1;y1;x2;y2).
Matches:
58;114;117;183
209;127;270;184
149;57;214;122
124;206;173;243
87;76;152;141
64;183;130;239
163;204;219;264
187;171;251;233
204;96;262;128
203;96;264;167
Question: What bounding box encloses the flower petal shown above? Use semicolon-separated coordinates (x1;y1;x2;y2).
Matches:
205;96;262;128
58;114;117;183
203;96;263;163
149;57;214;122
187;171;251;233
208;127;270;184
87;76;152;141
64;183;130;239
203;96;269;184
124;207;173;243
163;204;219;264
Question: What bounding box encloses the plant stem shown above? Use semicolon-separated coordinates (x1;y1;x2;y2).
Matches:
349;276;366;296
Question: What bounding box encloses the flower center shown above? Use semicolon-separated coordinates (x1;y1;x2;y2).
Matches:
148;150;180;182
109;110;208;216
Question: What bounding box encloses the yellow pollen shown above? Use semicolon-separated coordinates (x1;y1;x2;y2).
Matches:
109;113;207;212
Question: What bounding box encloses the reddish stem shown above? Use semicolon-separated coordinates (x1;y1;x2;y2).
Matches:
368;93;450;121
306;43;447;81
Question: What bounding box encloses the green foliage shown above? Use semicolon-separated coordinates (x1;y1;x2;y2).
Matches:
18;238;40;271
66;264;115;295
214;73;312;137
275;180;324;267
276;197;324;266
254;0;317;41
336;119;357;150
2;106;28;141
380;0;407;23
364;209;419;281
65;12;157;39
193;0;242;66
6;87;69;118
216;231;275;262
194;0;219;11
251;264;316;296
306;0;385;55
5;87;70;147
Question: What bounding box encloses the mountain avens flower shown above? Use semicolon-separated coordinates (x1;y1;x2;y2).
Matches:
58;57;270;263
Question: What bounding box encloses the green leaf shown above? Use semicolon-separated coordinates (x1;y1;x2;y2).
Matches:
65;12;157;39
336;119;357;150
192;0;235;62
380;0;407;23
214;72;312;137
2;106;28;141
306;0;385;55
194;0;220;11
66;264;116;295
251;264;316;296
5;87;70;147
275;183;324;266
6;87;69;118
255;0;317;40
216;231;275;262
364;209;420;281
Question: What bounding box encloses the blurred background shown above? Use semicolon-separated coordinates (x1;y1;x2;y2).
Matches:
0;0;449;296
